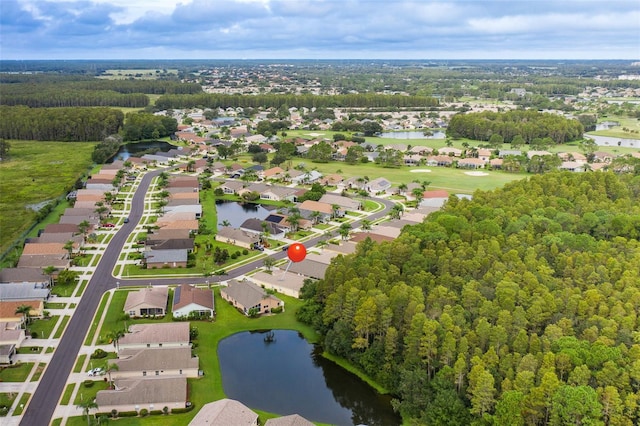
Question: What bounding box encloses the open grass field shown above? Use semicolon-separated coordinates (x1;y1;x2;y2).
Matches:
0;140;96;256
97;69;179;80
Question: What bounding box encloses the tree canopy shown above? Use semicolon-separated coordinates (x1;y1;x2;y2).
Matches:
298;171;640;425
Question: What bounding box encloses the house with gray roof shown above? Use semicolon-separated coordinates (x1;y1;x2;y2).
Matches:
287;259;329;280
113;347;199;379
0;283;50;301
96;376;187;413
220;280;284;316
366;177;392;194
240;219;286;240
290;170;322;185
123;287;168;317
0;269;50;287
265;414;315;426
260;186;298;202
218;180;245;194
189;398;258;426
249;270;307;298
144;249;188;269
172;284;214;319
318;193;362;211
118;323;191;351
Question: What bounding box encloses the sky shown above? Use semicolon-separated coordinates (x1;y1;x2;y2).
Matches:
1;0;639;60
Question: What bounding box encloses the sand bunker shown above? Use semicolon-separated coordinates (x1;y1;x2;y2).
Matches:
306;132;322;137
464;171;489;176
410;169;432;173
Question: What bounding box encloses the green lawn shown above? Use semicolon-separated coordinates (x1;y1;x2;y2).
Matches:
84;292;111;345
0;140;96;256
0;362;34;382
60;383;75;405
11;393;30;416
28;316;59;339
54;315;71;338
73;354;87;373
29;363;46;382
73;380;109;405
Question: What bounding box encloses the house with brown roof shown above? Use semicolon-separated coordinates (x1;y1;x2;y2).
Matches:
123;287;168;318
0;300;44;327
457;158;486;169
189;399;258;426
426;155;454;167
215;227;260;249
262;166;285;180
172;284;214;319
438;147;463;157
96;376;188;413
118;322;191;351
298;200;337;222
220;280;284;316
113;347;199;379
318;194;362;211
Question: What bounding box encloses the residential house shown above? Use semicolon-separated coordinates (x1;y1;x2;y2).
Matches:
287;259;329;280
319;174;343;186
426;155;454;167
490;158;504;169
220;280;284;316
172;284;214;319
0;344;17;365
263;213;313;232
0;321;26;349
240;219;286;240
403;154;423;166
499;149;522;158
0;269;50;288
249;271;307;299
218;180;245;195
559;161;586;172
156;220;199;232
215;227;260;249
420;190;450;208
260;186;298;202
366;177;392;194
527;150;553;159
265;414;315;426
262;166;285;180
189;399;258;426
113;347;199;379
144;249;188;269
457;158;486;169
319;194;362;211
477;148;493;162
118;323;191;351
123;287;169;317
0;283;50;302
162;204;202;218
0;300;44;327
438;147;463;157
290;170;322;185
95;376;188;413
298;200;338;222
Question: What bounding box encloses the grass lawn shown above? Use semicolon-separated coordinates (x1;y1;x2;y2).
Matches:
28;316;59;339
44;302;66;309
73;380;109;405
84;292;111;345
29;363;46;382
51;284;77;297
73;355;87;373
0;392;16;416
61;383;75;405
0;362;34;382
54;315;71;338
0;140;96;256
11;393;30;416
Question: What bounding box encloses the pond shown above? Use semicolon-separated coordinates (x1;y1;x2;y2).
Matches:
215;200;274;228
379;130;445;139
218;330;401;426
109;140;175;162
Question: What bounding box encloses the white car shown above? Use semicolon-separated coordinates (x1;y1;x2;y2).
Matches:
87;368;104;376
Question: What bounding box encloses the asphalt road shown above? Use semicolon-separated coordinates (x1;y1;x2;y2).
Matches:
20;169;394;425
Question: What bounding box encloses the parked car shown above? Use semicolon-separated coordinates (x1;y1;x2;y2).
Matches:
87;367;104;376
102;223;115;228
281;245;290;252
124;217;129;223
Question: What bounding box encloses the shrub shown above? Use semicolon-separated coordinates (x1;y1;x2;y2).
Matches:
83;380;94;388
31;332;38;338
271;306;283;314
171;405;195;414
90;348;108;359
117;410;138;417
242;249;249;255
150;410;163;416
139;408;149;417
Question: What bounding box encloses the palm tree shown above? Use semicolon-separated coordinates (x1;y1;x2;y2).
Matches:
338;222;352;240
309;210;322;225
15;304;33;329
263;257;276;271
77;398;98;426
105;362;119;389
331;204;341;220
219;219;231;227
42;265;57;286
398;183;408;196
360;219;372;232
64;240;75;259
390;204;404;220
107;329;125;352
286;213;301;233
412;188;424;208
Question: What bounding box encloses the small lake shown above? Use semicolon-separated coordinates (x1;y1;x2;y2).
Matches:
218;330;401;426
215;200;273;228
379;130;445;139
109;140;175;162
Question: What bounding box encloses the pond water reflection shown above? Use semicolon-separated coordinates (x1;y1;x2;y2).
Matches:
218;330;401;426
215;200;273;228
109;140;175;162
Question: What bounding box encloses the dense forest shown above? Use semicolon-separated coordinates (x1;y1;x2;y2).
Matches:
298;172;640;425
446;110;585;144
0;76;202;108
0;106;123;141
154;93;439;110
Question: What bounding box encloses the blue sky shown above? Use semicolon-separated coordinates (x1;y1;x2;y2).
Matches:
1;0;639;60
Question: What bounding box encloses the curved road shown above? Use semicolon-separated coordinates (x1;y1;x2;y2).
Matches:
20;169;395;425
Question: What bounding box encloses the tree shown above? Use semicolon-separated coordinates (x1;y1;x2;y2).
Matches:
42;265;57;286
105;362;119;389
15;304;33;329
362;120;383;136
360;219;372;232
64;240;75;259
107;330;125;352
263;257;276;271
338;222;352;240
252;151;268;164
0;139;11;160
76;398;98;426
550;385;603;426
412;188;424;207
